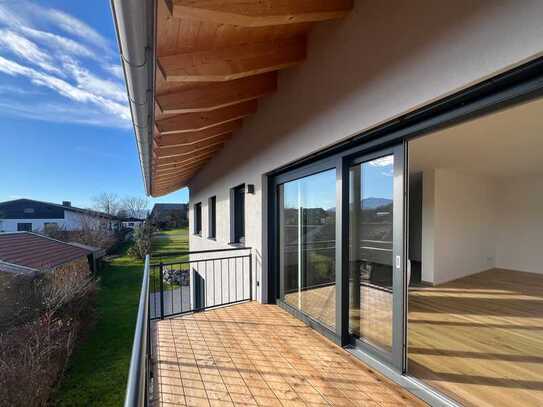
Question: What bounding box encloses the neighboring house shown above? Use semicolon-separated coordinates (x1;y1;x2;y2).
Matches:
149;203;187;229
114;1;543;406
121;217;145;229
0;199;121;233
0;232;94;324
0;232;93;274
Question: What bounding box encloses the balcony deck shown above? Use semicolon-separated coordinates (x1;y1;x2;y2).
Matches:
151;302;423;407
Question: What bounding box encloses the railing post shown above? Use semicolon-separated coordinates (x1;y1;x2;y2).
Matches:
249;251;253;301
159;262;164;320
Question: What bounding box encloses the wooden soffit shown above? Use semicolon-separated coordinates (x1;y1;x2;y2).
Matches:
150;0;353;196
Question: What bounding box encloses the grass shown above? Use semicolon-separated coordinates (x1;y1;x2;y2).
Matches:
54;242;143;406
54;228;189;406
151;227;189;264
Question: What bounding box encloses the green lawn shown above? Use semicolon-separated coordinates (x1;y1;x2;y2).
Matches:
151;227;189;264
54;229;189;406
54;243;143;406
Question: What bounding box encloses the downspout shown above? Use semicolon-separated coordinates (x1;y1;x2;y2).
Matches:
110;0;156;195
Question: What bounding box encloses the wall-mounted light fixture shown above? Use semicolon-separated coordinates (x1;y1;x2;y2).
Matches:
246;184;255;194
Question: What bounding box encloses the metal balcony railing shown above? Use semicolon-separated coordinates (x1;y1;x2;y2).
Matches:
124;248;253;407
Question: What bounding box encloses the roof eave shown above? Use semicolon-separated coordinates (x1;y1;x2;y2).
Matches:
110;0;156;196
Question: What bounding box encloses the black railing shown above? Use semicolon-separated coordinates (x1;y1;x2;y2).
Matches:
125;248;253;406
150;247;252;320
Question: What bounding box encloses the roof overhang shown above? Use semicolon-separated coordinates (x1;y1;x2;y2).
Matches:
112;0;352;197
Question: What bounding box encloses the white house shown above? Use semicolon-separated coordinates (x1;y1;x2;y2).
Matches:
0;199;120;233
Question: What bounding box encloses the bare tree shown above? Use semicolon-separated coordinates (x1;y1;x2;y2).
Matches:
92;192;119;216
120;196;149;219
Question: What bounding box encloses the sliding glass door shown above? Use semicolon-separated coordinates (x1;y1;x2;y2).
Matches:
278;168;337;330
347;148;404;364
274;145;405;366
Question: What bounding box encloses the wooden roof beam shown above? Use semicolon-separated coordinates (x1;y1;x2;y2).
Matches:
156;138;227;160
154;151;216;169
156;73;276;114
157;134;231;159
155;120;241;147
154;155;213;171
155;145;223;165
156;100;257;134
158;37;305;82
171;0;353;27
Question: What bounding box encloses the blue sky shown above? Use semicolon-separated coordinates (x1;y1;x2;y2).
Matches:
283;156;394;210
0;0;188;209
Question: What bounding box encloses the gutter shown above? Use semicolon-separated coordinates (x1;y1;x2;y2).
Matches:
110;0;156;195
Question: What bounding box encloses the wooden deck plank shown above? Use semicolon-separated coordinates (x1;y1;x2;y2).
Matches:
152;302;423;406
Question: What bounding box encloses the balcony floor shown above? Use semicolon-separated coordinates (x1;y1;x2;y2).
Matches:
152;302;424;406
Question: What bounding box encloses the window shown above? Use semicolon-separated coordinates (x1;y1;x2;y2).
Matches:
230;184;245;244
208;196;216;239
194;202;202;235
17;223;32;231
23;208;35;214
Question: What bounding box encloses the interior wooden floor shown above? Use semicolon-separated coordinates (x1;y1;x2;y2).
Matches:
409;268;543;407
152;302;424;407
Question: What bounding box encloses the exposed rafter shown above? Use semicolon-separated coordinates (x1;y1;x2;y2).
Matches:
135;0;353;196
170;0;353;27
156;100;257;134
158;37;305;82
157;138;228;159
155;73;276;114
154;151;217;169
155;120;241;147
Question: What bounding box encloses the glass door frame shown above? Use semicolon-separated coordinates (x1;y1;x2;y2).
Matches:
341;144;406;371
271;155;341;344
269;142;407;371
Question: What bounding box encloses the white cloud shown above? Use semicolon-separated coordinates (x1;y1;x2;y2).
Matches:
0;100;130;129
0;2;129;129
42;8;110;51
103;63;124;79
0;56;130;123
63;57;127;103
0;29;63;75
20;26;98;60
369;156;394;167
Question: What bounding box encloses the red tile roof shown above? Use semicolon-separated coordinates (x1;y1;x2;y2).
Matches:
0;232;92;270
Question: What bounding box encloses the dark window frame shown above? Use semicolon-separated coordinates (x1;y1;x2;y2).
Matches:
17;222;32;232
208;196;216;239
229;184;245;244
193;202;202;236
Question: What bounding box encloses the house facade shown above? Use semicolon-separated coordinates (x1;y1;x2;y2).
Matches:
0;199;120;233
114;1;543;406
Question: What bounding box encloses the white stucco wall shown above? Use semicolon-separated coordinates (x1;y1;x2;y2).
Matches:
0;218;65;233
187;0;543;302
0;210;113;233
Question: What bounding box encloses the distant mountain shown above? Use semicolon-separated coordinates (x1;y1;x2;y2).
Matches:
362;197;392;209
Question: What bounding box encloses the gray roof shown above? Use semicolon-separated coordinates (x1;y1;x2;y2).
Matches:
0;198;120;220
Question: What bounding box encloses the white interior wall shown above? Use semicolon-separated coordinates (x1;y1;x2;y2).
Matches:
420;170;543;285
421;170;435;284
187;0;543;302
495;176;543;274
433;169;498;285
